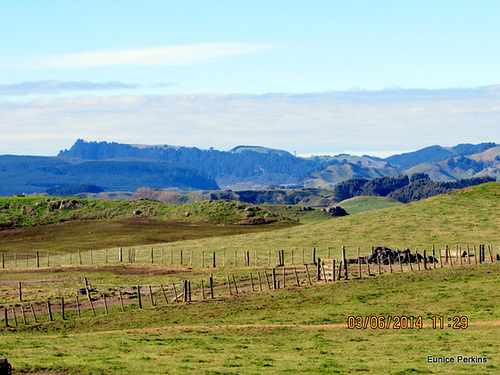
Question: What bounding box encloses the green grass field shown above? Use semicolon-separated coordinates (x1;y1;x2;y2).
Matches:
0;263;498;374
337;195;403;214
1;183;499;374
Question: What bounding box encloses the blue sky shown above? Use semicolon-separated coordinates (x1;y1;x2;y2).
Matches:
1;0;500;156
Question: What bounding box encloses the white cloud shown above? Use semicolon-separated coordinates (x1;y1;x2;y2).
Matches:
1;87;499;156
0;80;147;95
1;43;276;70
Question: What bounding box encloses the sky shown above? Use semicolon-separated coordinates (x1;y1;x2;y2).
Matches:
1;0;500;157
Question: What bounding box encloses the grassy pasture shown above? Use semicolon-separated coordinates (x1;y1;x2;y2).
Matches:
337;195;403;214
0;263;498;374
1;183;499;374
139;182;500;258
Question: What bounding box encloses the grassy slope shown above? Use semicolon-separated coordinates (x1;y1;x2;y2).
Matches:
0;197;290;228
337;195;403;214
0;264;498;374
131;182;500;258
1;183;499;374
0;197;295;253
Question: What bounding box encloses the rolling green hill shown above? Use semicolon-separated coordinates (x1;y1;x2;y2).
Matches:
147;182;500;256
337;195;403;214
0;196;290;229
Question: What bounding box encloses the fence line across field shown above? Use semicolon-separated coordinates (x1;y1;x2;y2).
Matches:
1;245;498;327
1;244;497;270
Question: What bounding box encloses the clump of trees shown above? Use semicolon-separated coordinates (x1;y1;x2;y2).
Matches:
333;174;495;203
46;184;104;196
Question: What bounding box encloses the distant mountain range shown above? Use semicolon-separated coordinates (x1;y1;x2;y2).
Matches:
0;140;498;196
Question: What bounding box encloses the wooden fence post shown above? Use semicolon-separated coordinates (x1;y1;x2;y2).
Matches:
149;286;156;306
18;282;22;302
213;252;216;268
84;278;96;317
488;245;494;263
36;252;40;267
305;264;312;285
46;301;53;322
209;274;214;299
11;308;17;326
4;308;8;327
316;258;321;281
416;250;421;271
258;271;263;291
160;285;169;304
342;247;348;280
137;285;143;308
227;276;232;295
357;247;362;278
30;304;38;323
272;268;277;289
173;283;179;302
76;294;81;318
232;275;239;294
250;273;255;292
103;293;108;315
21;306;27;325
265;271;271;289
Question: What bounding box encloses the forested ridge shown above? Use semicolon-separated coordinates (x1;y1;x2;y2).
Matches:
333;174;496;203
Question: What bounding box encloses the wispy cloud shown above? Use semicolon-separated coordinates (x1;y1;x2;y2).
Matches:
0;80;154;95
1;42;276;70
1;86;499;156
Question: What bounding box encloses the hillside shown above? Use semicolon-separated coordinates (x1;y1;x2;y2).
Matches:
1;140;498;196
58;139;321;189
0;196;291;229
0;155;219;196
337;195;403;214
146;182;500;255
384;142;498;169
297;143;500;188
405;145;500;181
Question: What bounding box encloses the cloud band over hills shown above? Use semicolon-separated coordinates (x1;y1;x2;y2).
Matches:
1;86;499;156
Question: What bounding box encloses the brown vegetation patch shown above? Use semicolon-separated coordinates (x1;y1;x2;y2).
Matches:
0;218;297;254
